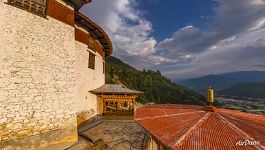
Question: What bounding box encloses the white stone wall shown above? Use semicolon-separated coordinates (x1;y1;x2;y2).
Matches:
75;41;105;125
0;1;77;148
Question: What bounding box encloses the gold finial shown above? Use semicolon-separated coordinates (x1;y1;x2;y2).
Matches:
207;86;214;106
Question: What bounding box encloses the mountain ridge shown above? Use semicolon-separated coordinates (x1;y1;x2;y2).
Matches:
179;71;265;93
220;82;265;99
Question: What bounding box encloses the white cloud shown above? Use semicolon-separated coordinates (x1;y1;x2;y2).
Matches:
80;0;265;79
249;17;265;31
80;0;157;59
153;0;265;79
163;28;265;79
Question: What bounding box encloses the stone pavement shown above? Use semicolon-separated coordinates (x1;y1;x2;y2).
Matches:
66;120;150;150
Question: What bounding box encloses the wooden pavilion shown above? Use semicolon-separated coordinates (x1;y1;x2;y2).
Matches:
90;84;143;116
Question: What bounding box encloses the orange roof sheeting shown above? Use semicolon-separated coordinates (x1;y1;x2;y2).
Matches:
135;104;265;150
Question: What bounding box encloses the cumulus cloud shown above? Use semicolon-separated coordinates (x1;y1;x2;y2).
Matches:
212;0;265;34
156;26;212;57
153;0;265;79
81;0;265;79
80;0;157;69
157;0;265;58
163;28;265;79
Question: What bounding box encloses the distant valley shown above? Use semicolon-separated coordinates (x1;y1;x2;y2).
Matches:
105;58;265;114
220;83;265;99
216;97;265;115
179;71;265;98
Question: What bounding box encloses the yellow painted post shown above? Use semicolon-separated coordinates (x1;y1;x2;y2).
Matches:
103;100;106;114
207;87;214;105
117;102;121;111
98;97;104;114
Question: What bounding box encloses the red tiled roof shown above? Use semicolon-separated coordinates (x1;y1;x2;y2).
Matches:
135;104;265;150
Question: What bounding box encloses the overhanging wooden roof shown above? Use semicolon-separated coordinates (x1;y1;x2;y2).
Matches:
68;0;92;10
75;12;113;57
90;84;143;95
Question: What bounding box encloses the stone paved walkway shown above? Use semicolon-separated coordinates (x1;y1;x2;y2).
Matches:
66;120;150;150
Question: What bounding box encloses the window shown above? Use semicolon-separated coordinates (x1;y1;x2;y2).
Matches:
88;52;95;70
103;62;105;74
8;0;47;16
88;36;95;51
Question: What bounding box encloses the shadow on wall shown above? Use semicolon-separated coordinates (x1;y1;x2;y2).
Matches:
77;109;96;126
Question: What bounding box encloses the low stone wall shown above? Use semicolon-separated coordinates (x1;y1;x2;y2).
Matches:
77;110;96;126
0;121;77;150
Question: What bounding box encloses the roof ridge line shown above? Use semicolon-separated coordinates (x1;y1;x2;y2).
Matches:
217;114;265;150
172;112;211;148
135;111;205;121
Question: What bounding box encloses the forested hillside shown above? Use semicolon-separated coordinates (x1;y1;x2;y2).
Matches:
105;56;207;105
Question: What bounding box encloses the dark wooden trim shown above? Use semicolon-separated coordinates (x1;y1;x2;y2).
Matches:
94;39;105;60
5;0;75;25
75;28;105;59
75;12;112;57
103;62;105;74
88;51;95;70
75;28;89;45
47;0;74;26
68;0;91;11
6;0;47;18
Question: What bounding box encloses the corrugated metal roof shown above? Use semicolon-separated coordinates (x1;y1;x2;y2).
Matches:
135;104;265;150
89;84;144;94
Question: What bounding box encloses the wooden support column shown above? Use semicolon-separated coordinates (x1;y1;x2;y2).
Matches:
102;99;104;114
96;94;139;115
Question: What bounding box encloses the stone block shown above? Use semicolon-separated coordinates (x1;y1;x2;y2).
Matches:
16;129;32;137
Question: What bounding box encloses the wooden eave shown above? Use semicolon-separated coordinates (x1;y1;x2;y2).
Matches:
90;84;143;95
67;0;92;11
75;12;113;57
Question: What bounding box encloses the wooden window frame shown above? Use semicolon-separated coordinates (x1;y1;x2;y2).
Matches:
88;35;95;51
103;62;105;74
88;52;95;70
7;0;47;17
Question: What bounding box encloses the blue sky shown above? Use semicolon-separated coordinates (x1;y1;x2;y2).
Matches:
81;0;265;80
137;0;217;40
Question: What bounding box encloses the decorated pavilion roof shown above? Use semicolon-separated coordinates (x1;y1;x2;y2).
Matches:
90;84;144;95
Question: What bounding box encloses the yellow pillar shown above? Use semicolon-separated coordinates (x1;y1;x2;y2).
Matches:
103;100;106;114
117;102;122;111
98;97;104;114
207;87;214;105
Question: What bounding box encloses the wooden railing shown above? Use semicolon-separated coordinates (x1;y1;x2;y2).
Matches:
8;0;47;16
